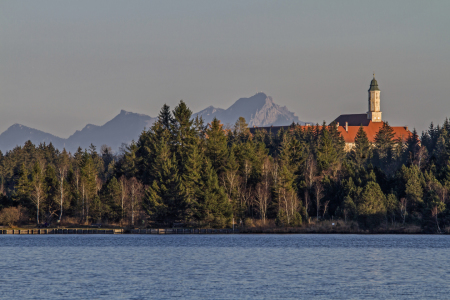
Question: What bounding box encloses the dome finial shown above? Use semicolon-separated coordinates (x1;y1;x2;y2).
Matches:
369;73;379;91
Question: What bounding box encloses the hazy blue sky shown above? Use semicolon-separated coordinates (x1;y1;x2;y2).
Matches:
1;0;449;137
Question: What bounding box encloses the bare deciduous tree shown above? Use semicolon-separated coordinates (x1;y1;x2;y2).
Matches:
128;177;143;226
399;197;407;224
255;158;272;224
323;200;330;218
31;161;45;225
304;154;316;220
314;180;324;221
57;151;69;222
222;169;240;204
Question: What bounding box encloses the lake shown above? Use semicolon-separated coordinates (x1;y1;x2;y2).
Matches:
0;234;449;299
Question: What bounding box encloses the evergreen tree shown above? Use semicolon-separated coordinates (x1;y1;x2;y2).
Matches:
373;122;395;171
317;125;338;175
14;163;31;207
343;195;356;222
171;100;197;177
356;181;387;229
158;104;174;130
233;117;251;142
144;136;187;225
404;128;420;165
196;159;232;227
182;144;204;220
120;141;139;178
385;193;399;224
404;165;424;213
102;176;122;221
205;118;228;174
351;125;371;168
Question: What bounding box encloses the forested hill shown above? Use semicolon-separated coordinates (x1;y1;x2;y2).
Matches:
0;100;449;233
0;93;304;154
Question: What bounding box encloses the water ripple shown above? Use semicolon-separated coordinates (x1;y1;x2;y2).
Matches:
0;234;449;299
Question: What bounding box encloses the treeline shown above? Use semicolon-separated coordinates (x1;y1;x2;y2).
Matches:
0;101;449;231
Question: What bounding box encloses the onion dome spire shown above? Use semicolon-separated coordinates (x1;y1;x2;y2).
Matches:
369;73;379;91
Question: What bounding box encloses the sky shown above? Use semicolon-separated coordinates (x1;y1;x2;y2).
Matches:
1;0;449;137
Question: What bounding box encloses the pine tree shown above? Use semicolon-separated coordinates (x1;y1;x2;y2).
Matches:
351;125;371;168
205;118;228;174
233;117;250;143
171;100;197;177
196;159;232;227
158;104;174;130
356;181;387;229
182;144;204;220
317;125;338;175
144;136;187;225
374;122;395;170
404;128;420;165
328;123;346;161
102;176;122;221
120;141;139;178
405;165;424;207
14;163;31;207
343;196;356;222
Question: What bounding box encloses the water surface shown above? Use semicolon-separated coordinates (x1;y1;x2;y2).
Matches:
0;234;449;299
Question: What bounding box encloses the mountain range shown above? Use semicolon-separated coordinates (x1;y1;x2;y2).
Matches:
0;93;304;154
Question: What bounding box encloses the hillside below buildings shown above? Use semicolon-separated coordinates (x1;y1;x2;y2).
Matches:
250;74;411;150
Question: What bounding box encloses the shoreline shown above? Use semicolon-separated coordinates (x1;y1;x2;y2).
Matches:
1;227;448;235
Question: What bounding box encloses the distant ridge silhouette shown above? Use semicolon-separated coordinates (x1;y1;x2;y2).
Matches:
0;93;304;153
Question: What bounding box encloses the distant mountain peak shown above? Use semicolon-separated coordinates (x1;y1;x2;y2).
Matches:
0;95;305;153
193;92;304;127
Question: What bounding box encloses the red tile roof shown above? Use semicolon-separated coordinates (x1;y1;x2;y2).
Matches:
335;121;411;143
249;122;411;144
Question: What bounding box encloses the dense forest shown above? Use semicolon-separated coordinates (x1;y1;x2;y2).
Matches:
0;101;449;232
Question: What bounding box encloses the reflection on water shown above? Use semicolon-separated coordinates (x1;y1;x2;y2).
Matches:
0;234;449;299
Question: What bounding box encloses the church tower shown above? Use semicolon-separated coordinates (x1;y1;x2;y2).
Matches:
367;74;382;122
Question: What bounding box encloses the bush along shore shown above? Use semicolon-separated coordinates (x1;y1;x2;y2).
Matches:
0;101;450;233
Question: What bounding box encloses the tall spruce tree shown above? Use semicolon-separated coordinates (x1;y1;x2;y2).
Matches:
182;144;204;220
374;122;395;170
144;136;187;225
171;100;197;177
196;159;232;227
317;125;338;175
205;118;228;174
351;125;371;168
356;181;387;229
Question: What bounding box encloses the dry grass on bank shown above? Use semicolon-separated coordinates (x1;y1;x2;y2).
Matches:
240;219;426;234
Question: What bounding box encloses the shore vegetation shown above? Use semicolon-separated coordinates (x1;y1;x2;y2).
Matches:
0;102;449;233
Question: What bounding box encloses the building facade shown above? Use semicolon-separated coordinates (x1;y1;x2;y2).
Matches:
250;74;411;150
